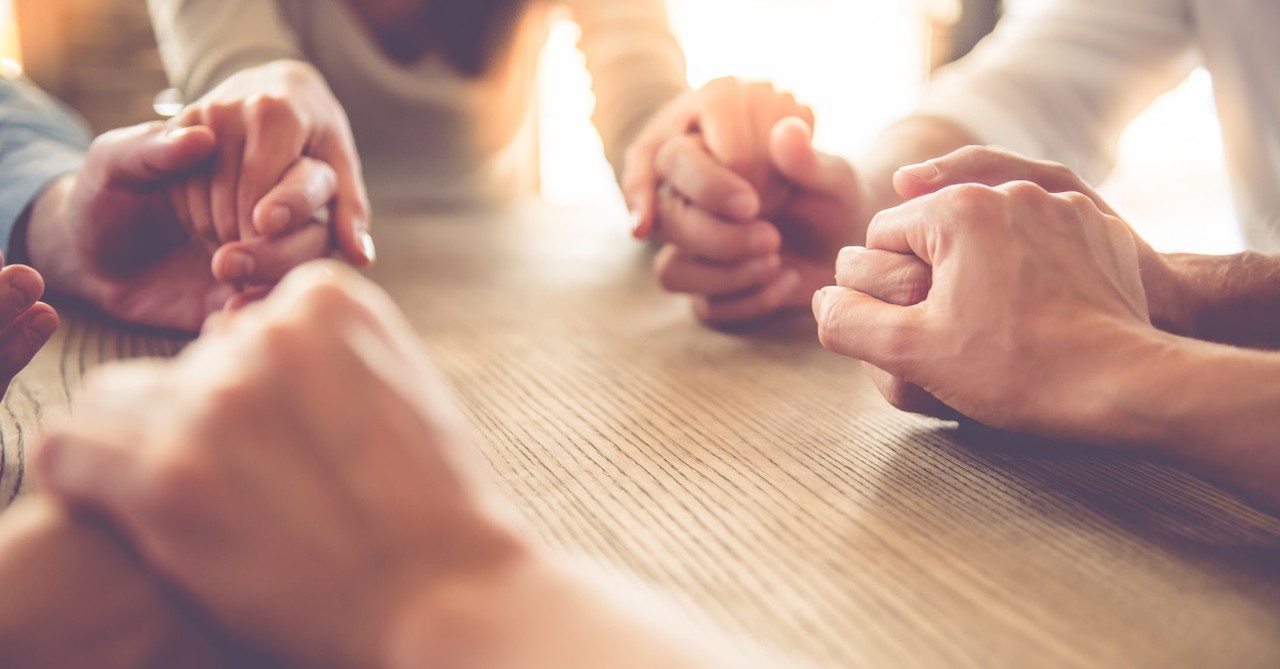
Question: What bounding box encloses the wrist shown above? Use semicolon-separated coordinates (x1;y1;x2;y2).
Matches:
379;539;544;669
23;174;88;298
1094;327;1280;504
1137;248;1200;338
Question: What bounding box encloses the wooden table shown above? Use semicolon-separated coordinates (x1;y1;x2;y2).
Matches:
3;204;1279;668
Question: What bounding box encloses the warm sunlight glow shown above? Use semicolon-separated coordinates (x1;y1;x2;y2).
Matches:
538;1;927;209
536;1;1236;254
0;0;21;75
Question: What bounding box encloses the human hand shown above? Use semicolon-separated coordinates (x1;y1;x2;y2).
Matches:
0;497;279;669
36;262;527;669
814;147;1153;441
622;77;816;237
649;116;862;324
0;252;57;399
172;59;373;266
25;121;341;332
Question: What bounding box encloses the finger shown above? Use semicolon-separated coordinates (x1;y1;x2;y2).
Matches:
621;98;698;239
812;286;923;375
769;116;854;196
205;106;248;243
321;142;375;267
655;134;759;221
696;78;759;184
252;158;338;237
221;284;276;313
85;123;217;189
863;184;1000;263
0;265;46;329
654;245;782;296
694;269;801;325
0;303;58;394
183;177;219;252
862;362;960;420
835;246;932;306
239;98;309;240
211;223;332;284
654;193;780;262
893;145;1116;216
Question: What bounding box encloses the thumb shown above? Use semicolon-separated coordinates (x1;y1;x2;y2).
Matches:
769;116;849;195
89;123;217;188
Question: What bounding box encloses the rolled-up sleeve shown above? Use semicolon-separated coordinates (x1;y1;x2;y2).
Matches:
0;77;91;257
568;0;689;181
915;0;1196;184
146;0;304;99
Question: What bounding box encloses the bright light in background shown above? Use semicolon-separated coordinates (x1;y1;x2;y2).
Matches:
538;1;926;207
0;0;21;76
536;1;1237;254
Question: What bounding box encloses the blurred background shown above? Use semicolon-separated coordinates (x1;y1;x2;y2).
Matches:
0;0;1241;254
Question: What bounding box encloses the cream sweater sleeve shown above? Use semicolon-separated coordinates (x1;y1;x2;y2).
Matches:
145;0;305;99
567;0;689;180
916;0;1197;184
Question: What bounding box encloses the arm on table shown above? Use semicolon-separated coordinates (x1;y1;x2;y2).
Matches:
0;498;264;669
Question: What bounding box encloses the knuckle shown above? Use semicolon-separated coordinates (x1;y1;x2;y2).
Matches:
941;182;999;220
1001;179;1049;200
141;448;211;509
247;93;302;127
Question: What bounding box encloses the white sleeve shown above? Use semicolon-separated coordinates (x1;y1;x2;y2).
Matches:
565;0;690;179
915;0;1197;183
145;0;305;99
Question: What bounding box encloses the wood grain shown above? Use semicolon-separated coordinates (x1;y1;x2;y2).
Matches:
3;203;1279;668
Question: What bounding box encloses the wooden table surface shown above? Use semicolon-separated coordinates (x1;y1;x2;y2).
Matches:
2;203;1279;668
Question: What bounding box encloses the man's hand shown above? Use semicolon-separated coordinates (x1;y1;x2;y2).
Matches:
0;252;57;398
0;497;281;669
649;116;862;324
25;121;341;332
172;59;373;266
36;262;527;669
814;147;1153;442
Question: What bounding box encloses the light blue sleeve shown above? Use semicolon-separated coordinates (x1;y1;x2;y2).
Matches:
0;76;92;258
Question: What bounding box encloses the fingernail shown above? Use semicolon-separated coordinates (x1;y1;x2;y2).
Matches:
728;191;759;219
359;230;377;265
267;205;290;233
25;311;58;350
164;126;194;141
8;271;42;314
225;251;256;278
836;245;867;267
628;208;644;236
897;161;940;181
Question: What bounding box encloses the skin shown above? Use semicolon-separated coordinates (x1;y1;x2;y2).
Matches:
171;60;374;269
23;121;342;333
814;146;1280;508
34;262;766;669
622;78;856;324
0;252;57;398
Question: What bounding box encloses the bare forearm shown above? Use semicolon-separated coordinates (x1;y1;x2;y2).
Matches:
1149;252;1280;349
1107;332;1280;508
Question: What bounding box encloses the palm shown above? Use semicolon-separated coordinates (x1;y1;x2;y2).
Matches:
73;182;228;333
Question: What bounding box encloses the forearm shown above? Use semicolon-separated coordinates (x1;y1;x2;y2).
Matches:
386;552;769;669
1144;251;1280;349
0;498;226;669
1106;331;1280;508
146;0;303;98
